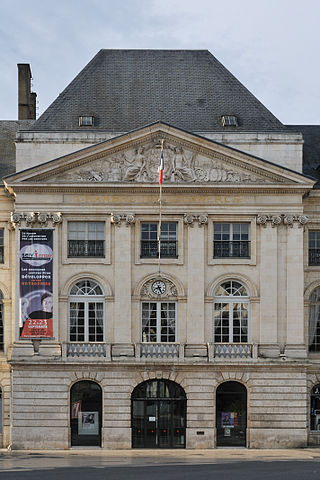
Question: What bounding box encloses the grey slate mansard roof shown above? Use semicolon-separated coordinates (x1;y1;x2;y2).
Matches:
286;125;320;187
29;49;287;133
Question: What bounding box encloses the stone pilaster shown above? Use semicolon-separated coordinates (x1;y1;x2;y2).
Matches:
257;215;281;356
284;215;307;358
112;213;134;346
185;214;207;345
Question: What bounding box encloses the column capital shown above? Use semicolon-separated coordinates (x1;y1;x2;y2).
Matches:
183;213;208;227
256;214;308;228
10;211;62;229
111;213;135;227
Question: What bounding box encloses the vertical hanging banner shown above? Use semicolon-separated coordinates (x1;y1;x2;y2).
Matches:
20;229;53;338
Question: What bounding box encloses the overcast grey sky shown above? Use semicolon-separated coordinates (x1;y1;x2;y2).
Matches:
1;0;319;124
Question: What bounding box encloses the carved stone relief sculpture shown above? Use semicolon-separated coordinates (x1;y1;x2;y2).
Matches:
49;141;272;185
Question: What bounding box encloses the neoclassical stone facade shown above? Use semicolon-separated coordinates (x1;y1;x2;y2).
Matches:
1;49;320;449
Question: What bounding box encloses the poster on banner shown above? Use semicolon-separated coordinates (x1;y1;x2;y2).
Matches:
19;229;53;338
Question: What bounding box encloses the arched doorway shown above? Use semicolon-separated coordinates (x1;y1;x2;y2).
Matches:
132;379;186;448
216;381;247;447
70;380;102;447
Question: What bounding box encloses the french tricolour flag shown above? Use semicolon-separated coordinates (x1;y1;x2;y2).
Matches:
158;151;164;185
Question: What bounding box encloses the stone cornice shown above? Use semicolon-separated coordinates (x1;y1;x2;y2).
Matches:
6;184;312;196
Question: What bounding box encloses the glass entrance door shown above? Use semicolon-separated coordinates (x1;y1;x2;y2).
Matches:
132;380;186;448
216;381;247;447
70;380;102;447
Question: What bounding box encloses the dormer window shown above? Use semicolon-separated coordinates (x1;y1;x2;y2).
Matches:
79;115;94;126
221;115;238;127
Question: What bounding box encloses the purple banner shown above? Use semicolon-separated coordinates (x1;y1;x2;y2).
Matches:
20;229;53;338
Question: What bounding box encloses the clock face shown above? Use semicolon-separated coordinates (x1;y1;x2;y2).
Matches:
152;280;166;295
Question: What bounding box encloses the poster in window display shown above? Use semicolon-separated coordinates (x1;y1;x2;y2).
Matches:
78;412;99;435
19;229;53;338
221;412;238;428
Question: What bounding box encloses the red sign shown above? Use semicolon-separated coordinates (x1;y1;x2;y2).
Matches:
20;318;53;338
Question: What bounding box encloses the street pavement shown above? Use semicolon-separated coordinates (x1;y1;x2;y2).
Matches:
1;449;320;479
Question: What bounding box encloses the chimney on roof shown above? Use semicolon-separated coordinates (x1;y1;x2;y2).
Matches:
17;64;37;120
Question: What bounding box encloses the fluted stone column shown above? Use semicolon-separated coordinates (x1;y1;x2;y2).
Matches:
257;215;281;357
184;214;207;356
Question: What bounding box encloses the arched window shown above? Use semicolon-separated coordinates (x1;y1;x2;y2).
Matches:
309;287;320;352
0;290;3;351
213;280;249;343
140;278;177;343
310;384;320;431
70;380;102;446
132;379;186;448
69;280;104;342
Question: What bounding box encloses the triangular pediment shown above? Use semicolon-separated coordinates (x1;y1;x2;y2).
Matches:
4;122;315;189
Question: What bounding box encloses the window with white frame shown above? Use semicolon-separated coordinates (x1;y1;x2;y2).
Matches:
69;280;104;342
68;222;105;258
141;222;178;258
213;281;249;343
141;302;176;342
213;223;250;258
309;287;320;352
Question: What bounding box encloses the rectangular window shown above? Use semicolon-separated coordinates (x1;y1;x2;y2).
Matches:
141;302;176;342
141;222;177;258
0;229;3;263
68;222;105;257
213;223;250;258
309;231;320;266
214;302;248;343
69;301;104;342
79;115;94;126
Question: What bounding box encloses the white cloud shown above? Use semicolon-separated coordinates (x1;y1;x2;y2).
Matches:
0;0;319;123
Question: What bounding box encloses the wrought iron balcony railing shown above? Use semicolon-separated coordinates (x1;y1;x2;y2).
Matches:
213;241;250;258
140;240;178;258
309;249;320;266
68;240;104;257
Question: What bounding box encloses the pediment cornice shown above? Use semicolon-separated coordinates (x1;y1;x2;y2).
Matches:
4;123;315;191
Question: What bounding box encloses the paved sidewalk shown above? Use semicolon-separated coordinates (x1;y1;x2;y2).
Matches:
1;447;320;461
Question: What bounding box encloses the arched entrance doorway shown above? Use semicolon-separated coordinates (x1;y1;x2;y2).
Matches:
216;381;247;447
132;379;186;448
70;380;102;447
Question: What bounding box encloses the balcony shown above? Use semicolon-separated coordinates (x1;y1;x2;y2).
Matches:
136;342;183;360
213;241;250;258
64;342;111;360
140;240;178;258
309;249;320;266
68;240;104;257
62;342;257;362
209;343;256;360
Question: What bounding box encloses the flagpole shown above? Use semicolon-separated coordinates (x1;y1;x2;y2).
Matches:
158;139;164;276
